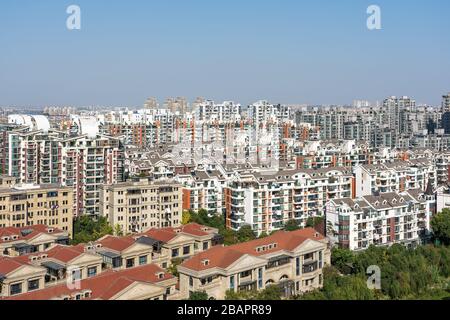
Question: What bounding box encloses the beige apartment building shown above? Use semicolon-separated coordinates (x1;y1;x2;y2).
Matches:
0;184;74;235
0;175;18;188
100;179;183;234
178;228;330;300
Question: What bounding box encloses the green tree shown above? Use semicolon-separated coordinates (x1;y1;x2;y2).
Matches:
236;225;256;243
331;248;355;274
114;224;124;236
72;216;113;244
168;258;183;277
431;209;450;245
256;285;282;300
189;291;209;300
306;217;324;229
182;210;191;225
284;219;301;232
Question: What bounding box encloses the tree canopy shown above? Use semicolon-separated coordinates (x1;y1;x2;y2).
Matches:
225;286;282;300
300;244;450;300
71;216;113;245
431;209;450;245
186;209;256;245
189;291;209;300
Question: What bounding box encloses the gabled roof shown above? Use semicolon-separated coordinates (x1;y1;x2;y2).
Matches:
140;223;217;243
4;264;174;300
97;236;137;252
0;225;64;244
45;244;87;263
0;256;27;275
180;228;325;272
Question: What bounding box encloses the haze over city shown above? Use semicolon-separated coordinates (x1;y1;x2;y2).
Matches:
1;0;450;107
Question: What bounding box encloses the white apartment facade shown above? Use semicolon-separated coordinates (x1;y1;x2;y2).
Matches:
326;190;434;251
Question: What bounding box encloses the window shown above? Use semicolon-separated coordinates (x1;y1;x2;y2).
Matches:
87;267;97;278
183;246;190;255
126;258;135;268
258;268;263;289
139;255;148;265
10;283;22;295
28;279;39;291
189;276;193;287
172;248;179;258
240;270;251;278
296;257;301;276
203;242;209;251
229;276;235;290
72;269;81;282
319;251;323;268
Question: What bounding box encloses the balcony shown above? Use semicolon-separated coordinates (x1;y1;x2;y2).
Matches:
303;260;319;274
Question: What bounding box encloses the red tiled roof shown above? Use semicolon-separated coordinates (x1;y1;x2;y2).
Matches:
0;225;64;244
142;229;177;243
45;244;87;263
181;228;325;272
141;223;213;243
180;246;245;272
97;236;136;252
4;264;174;300
0;256;27;275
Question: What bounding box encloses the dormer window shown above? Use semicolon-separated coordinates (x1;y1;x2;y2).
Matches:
2;236;10;241
202;259;210;266
11;235;18;240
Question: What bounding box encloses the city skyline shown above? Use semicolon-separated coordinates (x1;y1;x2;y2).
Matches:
1;0;450;107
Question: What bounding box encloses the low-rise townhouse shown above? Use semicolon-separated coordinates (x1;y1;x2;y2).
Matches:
3;264;179;300
142;225;220;267
0;255;47;297
0;225;70;257
0;243;105;298
178;228;330;300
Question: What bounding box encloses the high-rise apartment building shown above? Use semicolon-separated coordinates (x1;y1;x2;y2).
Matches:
0;122;125;217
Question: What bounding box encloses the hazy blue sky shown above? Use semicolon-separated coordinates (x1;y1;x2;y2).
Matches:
0;0;449;107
